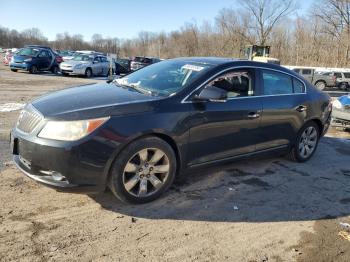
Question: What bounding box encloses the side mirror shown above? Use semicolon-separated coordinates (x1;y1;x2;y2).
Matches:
193;85;227;103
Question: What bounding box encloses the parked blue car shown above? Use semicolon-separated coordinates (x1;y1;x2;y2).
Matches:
10;45;60;74
332;94;350;128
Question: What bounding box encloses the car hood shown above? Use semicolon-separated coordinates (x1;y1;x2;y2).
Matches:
32;82;158;120
13;55;32;63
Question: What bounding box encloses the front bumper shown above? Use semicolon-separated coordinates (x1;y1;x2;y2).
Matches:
10;62;30;71
331;108;350;127
10;128;114;193
59;65;86;75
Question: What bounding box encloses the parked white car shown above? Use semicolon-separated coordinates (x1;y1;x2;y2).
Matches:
59;54;115;77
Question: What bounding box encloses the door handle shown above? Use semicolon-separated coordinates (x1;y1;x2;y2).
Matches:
296;105;307;112
248;112;260;119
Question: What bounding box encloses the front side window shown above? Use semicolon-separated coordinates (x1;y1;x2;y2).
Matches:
334;72;342;78
38;50;49;58
302;69;312;75
72;55;93;62
263;70;293;95
207;70;254;98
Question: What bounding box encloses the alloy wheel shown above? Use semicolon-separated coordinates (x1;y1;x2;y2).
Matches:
122;148;170;197
316;81;325;90
298;126;318;158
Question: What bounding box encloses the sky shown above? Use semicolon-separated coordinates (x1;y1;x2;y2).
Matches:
0;0;312;41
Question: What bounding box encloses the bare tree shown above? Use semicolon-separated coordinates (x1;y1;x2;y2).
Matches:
240;0;296;45
315;0;350;65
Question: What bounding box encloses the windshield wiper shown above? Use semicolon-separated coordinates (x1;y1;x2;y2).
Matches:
113;82;153;96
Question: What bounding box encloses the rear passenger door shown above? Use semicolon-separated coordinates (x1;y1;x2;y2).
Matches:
256;69;308;151
100;56;110;75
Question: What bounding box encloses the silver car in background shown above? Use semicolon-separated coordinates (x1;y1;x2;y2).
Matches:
59;54;115;77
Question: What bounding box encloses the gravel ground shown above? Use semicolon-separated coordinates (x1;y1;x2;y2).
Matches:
1;63;350;262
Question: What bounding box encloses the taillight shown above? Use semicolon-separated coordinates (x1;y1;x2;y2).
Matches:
55;56;63;63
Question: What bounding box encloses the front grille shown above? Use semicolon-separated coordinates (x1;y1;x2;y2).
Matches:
16;105;43;133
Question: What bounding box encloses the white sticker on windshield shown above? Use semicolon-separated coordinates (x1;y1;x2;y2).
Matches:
182;64;204;72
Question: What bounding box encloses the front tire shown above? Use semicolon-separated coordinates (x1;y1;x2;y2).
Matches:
289;122;320;162
29;65;38;74
10;69;17;72
315;81;326;90
85;68;92;78
109;137;177;204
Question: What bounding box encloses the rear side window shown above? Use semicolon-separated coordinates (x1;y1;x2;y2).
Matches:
262;70;293;95
343;73;350;78
292;78;305;93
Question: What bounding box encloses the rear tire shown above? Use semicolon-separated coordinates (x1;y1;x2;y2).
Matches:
108;137;177;204
339;82;348;91
288;121;320;162
315;81;326;90
61;72;69;76
51;66;59;75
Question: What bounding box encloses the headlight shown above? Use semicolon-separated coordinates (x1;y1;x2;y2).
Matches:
24;58;32;62
38;117;109;141
332;99;343;109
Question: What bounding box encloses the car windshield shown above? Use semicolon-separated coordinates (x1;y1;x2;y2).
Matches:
72;55;93;62
114;60;214;97
17;48;40;57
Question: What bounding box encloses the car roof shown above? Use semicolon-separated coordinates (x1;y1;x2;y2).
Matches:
169;57;294;74
25;45;52;49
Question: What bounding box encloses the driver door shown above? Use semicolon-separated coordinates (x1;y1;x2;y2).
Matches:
187;68;263;166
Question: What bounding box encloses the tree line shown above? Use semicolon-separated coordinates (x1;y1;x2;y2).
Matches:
1;0;350;67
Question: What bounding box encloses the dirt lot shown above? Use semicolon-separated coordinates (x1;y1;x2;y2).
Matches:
1;63;350;262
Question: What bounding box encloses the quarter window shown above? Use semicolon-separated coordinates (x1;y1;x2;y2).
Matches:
262;70;293;95
292;78;305;93
207;70;254;98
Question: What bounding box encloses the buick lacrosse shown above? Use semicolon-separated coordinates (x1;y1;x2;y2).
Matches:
11;58;332;203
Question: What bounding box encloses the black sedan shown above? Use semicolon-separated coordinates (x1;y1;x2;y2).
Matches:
11;58;332;203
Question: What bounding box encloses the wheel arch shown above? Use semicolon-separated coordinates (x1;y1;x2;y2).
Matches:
314;79;326;84
310;118;323;136
104;132;183;185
